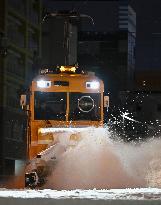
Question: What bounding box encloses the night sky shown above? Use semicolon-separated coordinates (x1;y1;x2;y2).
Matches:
136;0;161;71
43;0;121;31
43;0;136;32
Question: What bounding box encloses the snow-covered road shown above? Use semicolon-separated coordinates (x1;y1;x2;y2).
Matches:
0;188;161;205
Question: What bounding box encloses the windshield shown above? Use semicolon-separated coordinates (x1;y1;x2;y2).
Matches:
34;91;66;120
69;93;101;121
34;91;101;121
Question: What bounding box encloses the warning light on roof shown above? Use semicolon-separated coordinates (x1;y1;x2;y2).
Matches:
60;66;76;73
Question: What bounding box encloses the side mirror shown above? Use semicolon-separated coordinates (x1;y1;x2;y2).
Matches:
20;95;26;106
20;94;29;110
104;96;109;108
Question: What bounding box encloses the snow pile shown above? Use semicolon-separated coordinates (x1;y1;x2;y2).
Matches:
1;188;161;200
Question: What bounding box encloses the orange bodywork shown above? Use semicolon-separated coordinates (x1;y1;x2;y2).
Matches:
27;71;105;160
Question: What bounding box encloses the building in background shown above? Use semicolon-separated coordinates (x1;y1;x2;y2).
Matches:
78;31;128;95
0;0;42;180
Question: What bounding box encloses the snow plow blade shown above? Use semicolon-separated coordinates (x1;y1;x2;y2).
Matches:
37;127;96;145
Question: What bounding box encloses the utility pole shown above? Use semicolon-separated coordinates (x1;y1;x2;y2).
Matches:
42;11;94;67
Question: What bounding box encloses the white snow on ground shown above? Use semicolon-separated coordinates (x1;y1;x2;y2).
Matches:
0;188;161;200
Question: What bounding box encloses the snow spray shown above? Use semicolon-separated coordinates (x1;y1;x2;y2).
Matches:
42;127;161;190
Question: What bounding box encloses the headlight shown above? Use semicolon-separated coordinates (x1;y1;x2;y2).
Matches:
86;81;100;89
37;80;51;88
